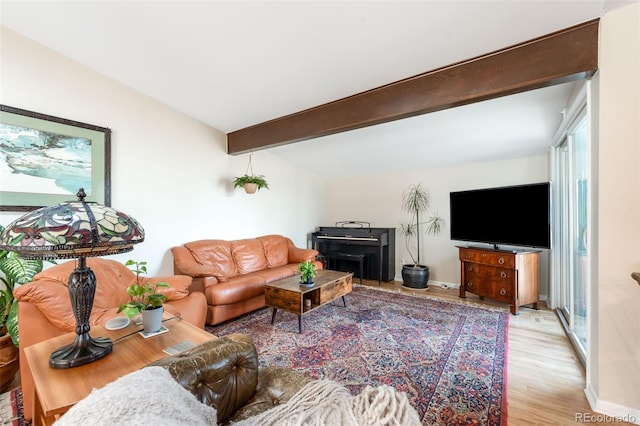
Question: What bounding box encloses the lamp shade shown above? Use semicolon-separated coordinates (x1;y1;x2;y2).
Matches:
0;188;145;368
0;189;144;259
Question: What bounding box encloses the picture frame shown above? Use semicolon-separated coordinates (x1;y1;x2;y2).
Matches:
0;105;111;212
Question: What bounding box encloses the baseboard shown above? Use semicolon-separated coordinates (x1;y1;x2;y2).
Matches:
584;385;640;425
392;276;460;290
429;280;460;290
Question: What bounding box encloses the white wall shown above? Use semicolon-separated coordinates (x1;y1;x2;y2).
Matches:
588;2;640;421
0;27;325;275
324;154;550;296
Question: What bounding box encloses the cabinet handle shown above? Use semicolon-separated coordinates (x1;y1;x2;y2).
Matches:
498;257;505;264
500;288;507;296
500;271;507;279
465;253;470;258
467;266;473;272
466;282;473;288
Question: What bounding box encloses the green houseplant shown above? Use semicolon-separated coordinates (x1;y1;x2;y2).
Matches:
233;174;269;194
298;260;317;285
0;224;51;390
117;260;170;333
398;183;445;289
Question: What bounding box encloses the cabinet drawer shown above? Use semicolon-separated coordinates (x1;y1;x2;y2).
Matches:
459;248;515;268
462;264;515;303
462;277;514;303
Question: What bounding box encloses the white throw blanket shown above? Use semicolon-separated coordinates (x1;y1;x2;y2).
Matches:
234;380;421;426
54;366;218;426
53;367;419;426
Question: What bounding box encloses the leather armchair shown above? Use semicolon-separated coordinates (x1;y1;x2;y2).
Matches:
13;258;208;421
149;333;311;424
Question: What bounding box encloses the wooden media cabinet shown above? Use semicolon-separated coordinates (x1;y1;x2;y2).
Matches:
458;246;540;315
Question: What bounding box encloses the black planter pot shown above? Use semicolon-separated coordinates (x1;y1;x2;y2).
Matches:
401;265;430;289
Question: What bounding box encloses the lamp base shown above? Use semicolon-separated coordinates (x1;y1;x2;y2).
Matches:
49;333;113;369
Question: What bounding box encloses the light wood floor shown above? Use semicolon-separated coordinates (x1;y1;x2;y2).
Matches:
359;279;632;426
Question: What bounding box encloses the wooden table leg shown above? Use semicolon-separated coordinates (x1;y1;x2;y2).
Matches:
34;386;55;426
342;295;347;307
298;316;303;334
271;308;278;325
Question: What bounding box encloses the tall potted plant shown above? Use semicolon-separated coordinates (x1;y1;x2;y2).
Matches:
398;183;444;289
0;224;50;391
117;260;170;333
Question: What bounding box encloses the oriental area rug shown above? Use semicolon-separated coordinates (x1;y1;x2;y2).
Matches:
207;285;509;426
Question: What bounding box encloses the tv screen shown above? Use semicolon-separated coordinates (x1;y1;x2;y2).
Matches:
449;182;550;249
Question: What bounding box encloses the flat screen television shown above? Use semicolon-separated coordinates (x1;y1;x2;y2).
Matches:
449;182;551;249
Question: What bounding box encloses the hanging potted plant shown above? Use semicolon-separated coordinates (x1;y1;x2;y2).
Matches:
117;260;170;333
233;174;269;194
398;183;445;289
233;153;269;194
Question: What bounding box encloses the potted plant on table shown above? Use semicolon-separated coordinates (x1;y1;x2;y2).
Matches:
117;260;170;333
0;224;51;391
298;261;317;286
398;183;445;289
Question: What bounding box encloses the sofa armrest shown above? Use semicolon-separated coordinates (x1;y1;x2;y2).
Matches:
141;274;192;301
149;334;258;423
288;247;319;263
171;246;213;277
165;292;207;329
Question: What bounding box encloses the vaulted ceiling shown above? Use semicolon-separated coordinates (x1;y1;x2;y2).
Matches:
1;1;628;178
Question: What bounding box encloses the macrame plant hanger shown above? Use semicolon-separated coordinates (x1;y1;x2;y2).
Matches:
246;153;255;177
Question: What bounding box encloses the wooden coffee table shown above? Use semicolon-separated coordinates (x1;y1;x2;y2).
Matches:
265;269;353;333
24;314;214;425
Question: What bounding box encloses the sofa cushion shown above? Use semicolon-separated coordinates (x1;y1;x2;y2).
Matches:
254;266;297;283
205;274;266;306
33;258;133;309
257;235;289;268
232;239;268;275
184;240;238;282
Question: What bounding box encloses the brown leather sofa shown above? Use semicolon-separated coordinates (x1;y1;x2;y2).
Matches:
13;258;208;421
150;333;311;423
171;235;322;325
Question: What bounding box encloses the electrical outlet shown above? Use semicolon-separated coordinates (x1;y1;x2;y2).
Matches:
400;257;406;264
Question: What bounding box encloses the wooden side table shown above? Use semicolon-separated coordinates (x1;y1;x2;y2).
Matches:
25;315;214;425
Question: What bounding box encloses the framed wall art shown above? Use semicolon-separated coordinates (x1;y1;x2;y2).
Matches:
0;105;111;212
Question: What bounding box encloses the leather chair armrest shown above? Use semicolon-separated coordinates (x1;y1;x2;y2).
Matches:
149;334;258;423
141;274;192;301
165;292;207;329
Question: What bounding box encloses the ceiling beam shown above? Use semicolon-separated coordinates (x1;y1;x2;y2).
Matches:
227;19;599;154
